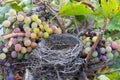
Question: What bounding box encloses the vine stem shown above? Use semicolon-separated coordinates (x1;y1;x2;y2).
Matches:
2;33;24;39
85;18;110;62
44;2;65;33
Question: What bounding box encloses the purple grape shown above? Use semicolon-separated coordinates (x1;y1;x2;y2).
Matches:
100;55;107;61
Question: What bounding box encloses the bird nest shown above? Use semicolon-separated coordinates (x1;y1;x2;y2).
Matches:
25;34;84;79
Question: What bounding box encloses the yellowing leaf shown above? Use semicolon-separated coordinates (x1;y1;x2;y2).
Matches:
59;3;92;16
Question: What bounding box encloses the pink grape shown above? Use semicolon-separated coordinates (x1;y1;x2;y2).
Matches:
15;44;22;52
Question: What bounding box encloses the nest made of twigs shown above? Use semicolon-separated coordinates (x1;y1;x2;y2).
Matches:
26;34;84;75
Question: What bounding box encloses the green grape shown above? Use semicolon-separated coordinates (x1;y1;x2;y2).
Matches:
33;28;40;34
24;39;31;47
2;20;11;28
23;6;31;13
107;37;113;42
32;14;38;21
92;36;97;42
31;22;38;28
114;51;119;58
42;32;49;39
84;47;91;54
92;51;98;57
36;19;41;25
24;27;31;32
83;37;91;44
21;47;27;54
8;9;16;16
0;53;6;60
106;53;113;60
31;33;37;39
2;47;8;53
46;28;53;34
24;53;30;60
17;14;24;21
39;24;44;31
24;17;31;24
106;46;112;53
5;28;12;34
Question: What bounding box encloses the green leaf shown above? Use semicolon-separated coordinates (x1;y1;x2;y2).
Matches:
10;3;24;12
59;3;92;16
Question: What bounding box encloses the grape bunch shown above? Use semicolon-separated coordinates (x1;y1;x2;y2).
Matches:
82;30;120;62
0;8;62;62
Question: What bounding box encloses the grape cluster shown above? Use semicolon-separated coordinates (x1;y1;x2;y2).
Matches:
0;8;61;61
82;30;120;62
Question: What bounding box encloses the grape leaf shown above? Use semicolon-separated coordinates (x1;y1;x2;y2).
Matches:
0;4;11;14
59;3;92;16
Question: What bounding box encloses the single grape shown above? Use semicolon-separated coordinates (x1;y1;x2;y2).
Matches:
13;28;21;33
17;53;23;60
107;37;113;42
46;28;53;34
25;31;31;38
54;28;62;34
44;24;49;31
33;28;40;34
106;53;113;60
39;24;44;31
2;20;11;28
0;53;6;60
31;33;37;39
85;42;92;47
24;39;31;47
111;41;118;49
106;46;112;53
32;14;38;21
5;28;12;34
21;47;27;54
24;27;31;32
24;53;30;60
2;47;8;53
9;9;16;16
92;51;98;57
8;16;16;22
17;14;24;21
42;32;49;39
36;19;41;26
84;47;91;54
24;17;31;24
23;6;31;13
38;31;43;38
92;36;97;42
31;22;38;28
114;51;119;58
15;44;22;52
117;45;120;51
31;42;37;49
26;47;32;53
100;55;107;61
83;37;91;44
11;51;17;58
100;47;106;54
